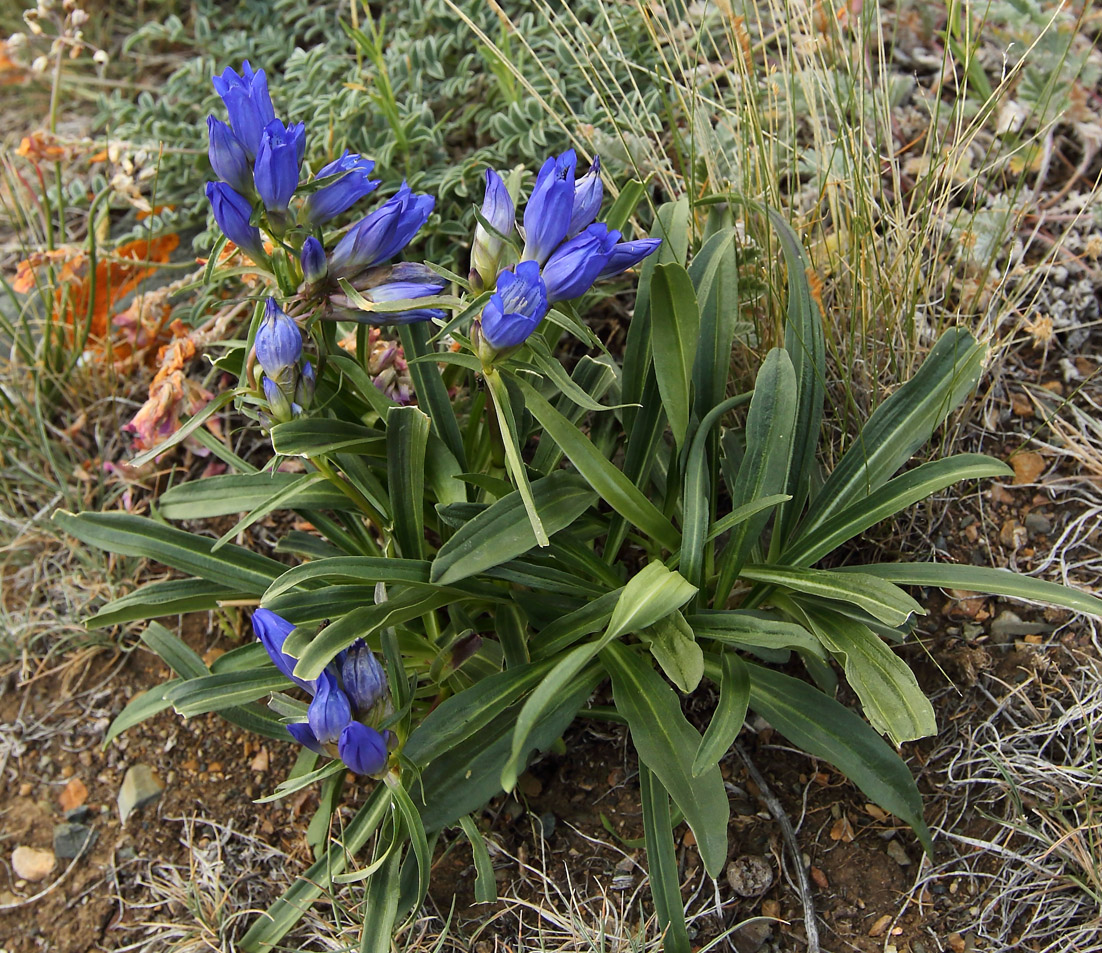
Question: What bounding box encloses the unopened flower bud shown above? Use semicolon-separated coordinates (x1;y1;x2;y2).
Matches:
338;722;388;775
71;9;88;25
340;639;387;716
308;671;352;745
31;55;48;72
300;236;327;285
93;49;108;65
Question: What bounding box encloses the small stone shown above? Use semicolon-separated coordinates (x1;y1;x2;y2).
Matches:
250;748;270;772
1024;512;1052;536
999;519;1026;549
868;914;893;937
12;847;56;882
885;840;911;866
731;918;772;953
948;933;966;953
59;776;88;812
182;759;199;773
18;782;32;797
726;855;774;897
61;764;74;779
207;761;223;774
117;764;164;823
64;805;92;824
535;811;556;840
682;828;696;847
53;822;97;859
990;484;1015;504
1010;451;1045;485
117;846;137;862
517;773;542;798
830;815;855;842
810;865;828;888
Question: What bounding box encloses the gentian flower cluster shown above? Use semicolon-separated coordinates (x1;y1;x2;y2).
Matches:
205;62;439;324
470;149;662;363
253;608;392;776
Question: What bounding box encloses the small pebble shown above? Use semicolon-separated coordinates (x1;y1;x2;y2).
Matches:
726;855;774;897
18;782;32;797
886;839;911;866
12;847;56;882
59;777;88;812
868;914;892;937
117;764;164;823
53;822;97;859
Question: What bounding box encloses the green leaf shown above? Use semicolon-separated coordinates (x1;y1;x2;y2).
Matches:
458;815;497;903
530;355;618;474
403;661;552;767
690;227;742;418
603;642;729;877
798;328;986;537
837;562;1102;619
158;472;348;520
263;557;431;601
269;418;384;457
640;765;691;953
692;651;750;777
52;511;283;594
603;178;648;232
688;610;827;658
386;774;431;910
358;842;403;953
526;339;625;412
88;578;243;628
387;405;431;559
164;671;290;717
518;379;680;552
290;588;464;681
766;209;825;546
400;321;468;470
650;262;700;450
239;783;394;952
714;349;798;604
740;564;925;627
141;620;207;678
606;562;697;640
431;471;597;586
728;658;932;854
679;391;754;590
327;351;398;418
638;613;703;693
783;454;1012;566
797;605;936;745
705;494;792;542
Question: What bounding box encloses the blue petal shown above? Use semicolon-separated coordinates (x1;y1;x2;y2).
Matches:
254;120;303;213
286;722;327;755
252;608;313;691
206;117;252;195
541;223;620;303
338;722;388;775
595;238;663;282
308;671;353;744
567;156;602;238
205;181;264;261
521;150;577;265
254;298;302;376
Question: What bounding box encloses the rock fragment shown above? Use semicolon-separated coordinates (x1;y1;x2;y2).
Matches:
12;846;56;882
118;764;164;823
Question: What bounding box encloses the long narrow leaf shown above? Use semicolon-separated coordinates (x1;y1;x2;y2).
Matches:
691;651;749;777
649;262;700;450
387;405;431;559
640;765;690;953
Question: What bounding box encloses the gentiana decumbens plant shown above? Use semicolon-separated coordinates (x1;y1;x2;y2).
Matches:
54;62;1102;952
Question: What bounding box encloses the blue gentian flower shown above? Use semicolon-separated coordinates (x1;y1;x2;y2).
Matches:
338;722;389;775
470;169;516;291
300;236;328;285
328;184;435;278
521;149;576;265
254;298;302;385
205;182;265;261
479;261;549;351
207;117;252;195
308;671;353;744
567;156;602;238
254;119;305;214
340;640;387;716
595;237;664;282
286;722;326;755
212;61;275;160
541;222;621;303
253;608;313;691
303;151;379;227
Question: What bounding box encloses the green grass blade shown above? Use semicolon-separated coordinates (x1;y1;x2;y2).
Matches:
264;557;431;600
400;321;468;470
158;472;349;519
458;815;498;903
